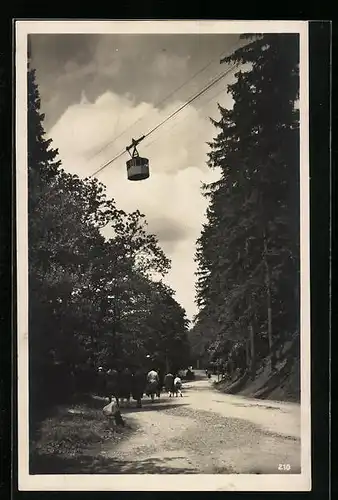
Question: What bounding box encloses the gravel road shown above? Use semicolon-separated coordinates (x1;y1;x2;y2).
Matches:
98;376;301;474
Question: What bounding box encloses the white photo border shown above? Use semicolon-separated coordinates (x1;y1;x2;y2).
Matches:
15;19;311;492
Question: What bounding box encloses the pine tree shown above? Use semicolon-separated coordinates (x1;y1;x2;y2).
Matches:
194;33;300;383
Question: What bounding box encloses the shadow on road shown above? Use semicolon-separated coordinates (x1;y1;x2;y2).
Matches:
121;402;189;413
30;453;199;474
30;451;299;475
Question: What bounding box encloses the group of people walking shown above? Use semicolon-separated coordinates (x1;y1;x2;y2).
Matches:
97;365;183;409
147;369;183;399
163;371;183;397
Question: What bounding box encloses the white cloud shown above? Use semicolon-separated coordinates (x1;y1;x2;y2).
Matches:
48;88;233;319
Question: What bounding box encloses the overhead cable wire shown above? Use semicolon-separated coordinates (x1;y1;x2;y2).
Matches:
91;62;238;178
141;63;237;141
88;44;238;162
143;82;229;151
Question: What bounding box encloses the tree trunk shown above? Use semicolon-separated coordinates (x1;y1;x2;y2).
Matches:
245;338;250;369
263;233;275;371
111;285;119;362
228;359;233;378
245;237;256;379
249;324;256;379
90;334;96;367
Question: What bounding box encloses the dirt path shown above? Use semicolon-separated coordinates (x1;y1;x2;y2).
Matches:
98;377;301;474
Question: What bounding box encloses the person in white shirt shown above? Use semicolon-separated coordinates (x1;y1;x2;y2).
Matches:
147;369;159;383
146;369;159;401
173;375;183;397
102;397;125;426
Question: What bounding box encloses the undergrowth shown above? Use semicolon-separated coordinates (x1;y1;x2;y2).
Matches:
30;402;132;473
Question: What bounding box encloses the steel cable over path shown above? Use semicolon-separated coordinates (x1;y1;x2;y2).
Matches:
88;43;239;163
90;62;238;178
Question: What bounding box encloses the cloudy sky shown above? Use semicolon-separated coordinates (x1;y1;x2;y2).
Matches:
30;32;243;321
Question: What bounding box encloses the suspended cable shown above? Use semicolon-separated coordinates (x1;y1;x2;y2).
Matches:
88;44;239;162
143;83;228;152
149;69;235;147
142;64;237;140
91;62;238;178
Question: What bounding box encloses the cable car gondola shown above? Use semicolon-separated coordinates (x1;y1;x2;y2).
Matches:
126;136;149;181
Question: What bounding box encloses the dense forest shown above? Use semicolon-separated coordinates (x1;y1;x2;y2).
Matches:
190;33;300;401
28;65;191;422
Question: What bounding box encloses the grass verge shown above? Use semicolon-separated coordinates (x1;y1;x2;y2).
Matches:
30;398;134;474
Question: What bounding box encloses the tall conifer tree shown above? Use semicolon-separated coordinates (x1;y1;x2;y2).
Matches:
195;34;300;377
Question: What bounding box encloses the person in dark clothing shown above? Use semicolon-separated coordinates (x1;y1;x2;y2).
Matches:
131;367;146;408
157;368;164;397
164;372;174;396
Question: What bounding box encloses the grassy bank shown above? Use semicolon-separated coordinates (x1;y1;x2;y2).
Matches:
213;358;300;404
213;336;300;404
30;396;134;474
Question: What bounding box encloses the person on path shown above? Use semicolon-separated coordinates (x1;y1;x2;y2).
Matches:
131;367;146;408
164;372;174;397
173;375;183;397
156;368;164;398
146;368;159;402
102;397;125;426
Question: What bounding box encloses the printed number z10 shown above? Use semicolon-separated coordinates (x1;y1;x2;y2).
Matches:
278;464;291;471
